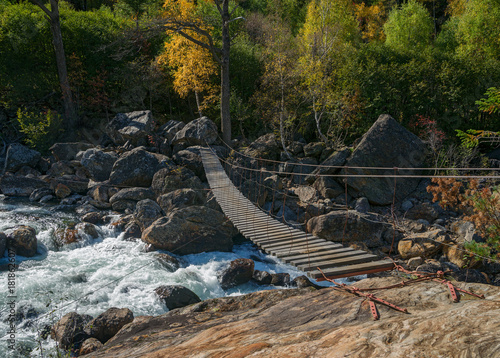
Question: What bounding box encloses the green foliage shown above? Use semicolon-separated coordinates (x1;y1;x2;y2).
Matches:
452;0;500;61
17;108;63;152
0;2;130;113
476;87;500;114
384;0;433;54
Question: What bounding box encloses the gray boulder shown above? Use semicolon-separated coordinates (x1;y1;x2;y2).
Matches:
172;146;206;180
406;202;441;222
109;187;155;212
305;148;351;184
342;114;426;205
85;307;134;344
307;210;386;247
243;133;281;161
141;206;236;255
109;148;171;187
157;188;205;213
159;120;185;144
172;117;217;146
218;258;255;289
151;166;203;196
270;273;291;286
106;110;154;146
313;177;344;199
154;285;201;310
80;149;118;182
0;175;49;197
51;312;91;350
303;142;326;159
252;270;272;285
50;142;94;162
4;143;41;172
29;187;54;202
133;199;163;231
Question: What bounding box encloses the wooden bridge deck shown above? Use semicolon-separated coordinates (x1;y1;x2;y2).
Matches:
201;148;394;281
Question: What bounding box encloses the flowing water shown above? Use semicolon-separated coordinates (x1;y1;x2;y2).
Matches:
0;195;335;357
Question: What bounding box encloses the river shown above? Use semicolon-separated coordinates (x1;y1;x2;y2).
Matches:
0;195;333;357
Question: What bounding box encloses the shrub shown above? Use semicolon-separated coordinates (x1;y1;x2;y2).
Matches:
17;108;63;153
427;177;500;259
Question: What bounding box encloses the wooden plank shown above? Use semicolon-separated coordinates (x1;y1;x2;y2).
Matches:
288;250;367;265
265;240;339;252
238;226;304;237
308;260;395;280
252;233;315;245
273;246;336;258
230;220;284;230
252;233;312;244
259;238;325;250
281;247;355;263
297;254;379;272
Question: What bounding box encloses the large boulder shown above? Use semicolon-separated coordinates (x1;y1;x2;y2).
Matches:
157;188;205;213
109;187;155;212
243;133;280;161
172;117;217;146
8;226;37;257
151;166;203;196
106;110;154;146
109;148;171;187
51;312;91;350
154;285;201;310
303;142;326;159
133;199;163;231
307;210;386;247
4;143;41;172
342;114;427;205
159;120;185;142
141;206;236;255
0;175;49;197
80;148;118;182
172;146;206;180
50;142;94;162
85;307;134;344
306;148;351;184
218;258;255;289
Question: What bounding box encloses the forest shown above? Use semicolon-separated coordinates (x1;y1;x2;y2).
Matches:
0;0;499;153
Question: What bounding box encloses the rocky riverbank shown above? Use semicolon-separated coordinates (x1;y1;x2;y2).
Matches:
1;111;499;356
82;276;500;358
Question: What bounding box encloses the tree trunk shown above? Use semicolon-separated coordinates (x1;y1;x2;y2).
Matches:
194;90;203;118
33;0;78;129
220;0;231;146
312;93;328;143
280;66;291;160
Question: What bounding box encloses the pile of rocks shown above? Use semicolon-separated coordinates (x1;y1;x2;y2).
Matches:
50;307;133;355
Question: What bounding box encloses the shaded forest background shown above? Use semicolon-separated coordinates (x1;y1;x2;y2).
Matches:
0;0;499;152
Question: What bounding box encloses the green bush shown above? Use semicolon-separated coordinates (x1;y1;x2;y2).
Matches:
17;108;63;153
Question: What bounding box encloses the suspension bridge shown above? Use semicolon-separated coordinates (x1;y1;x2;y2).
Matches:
201;147;395;280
